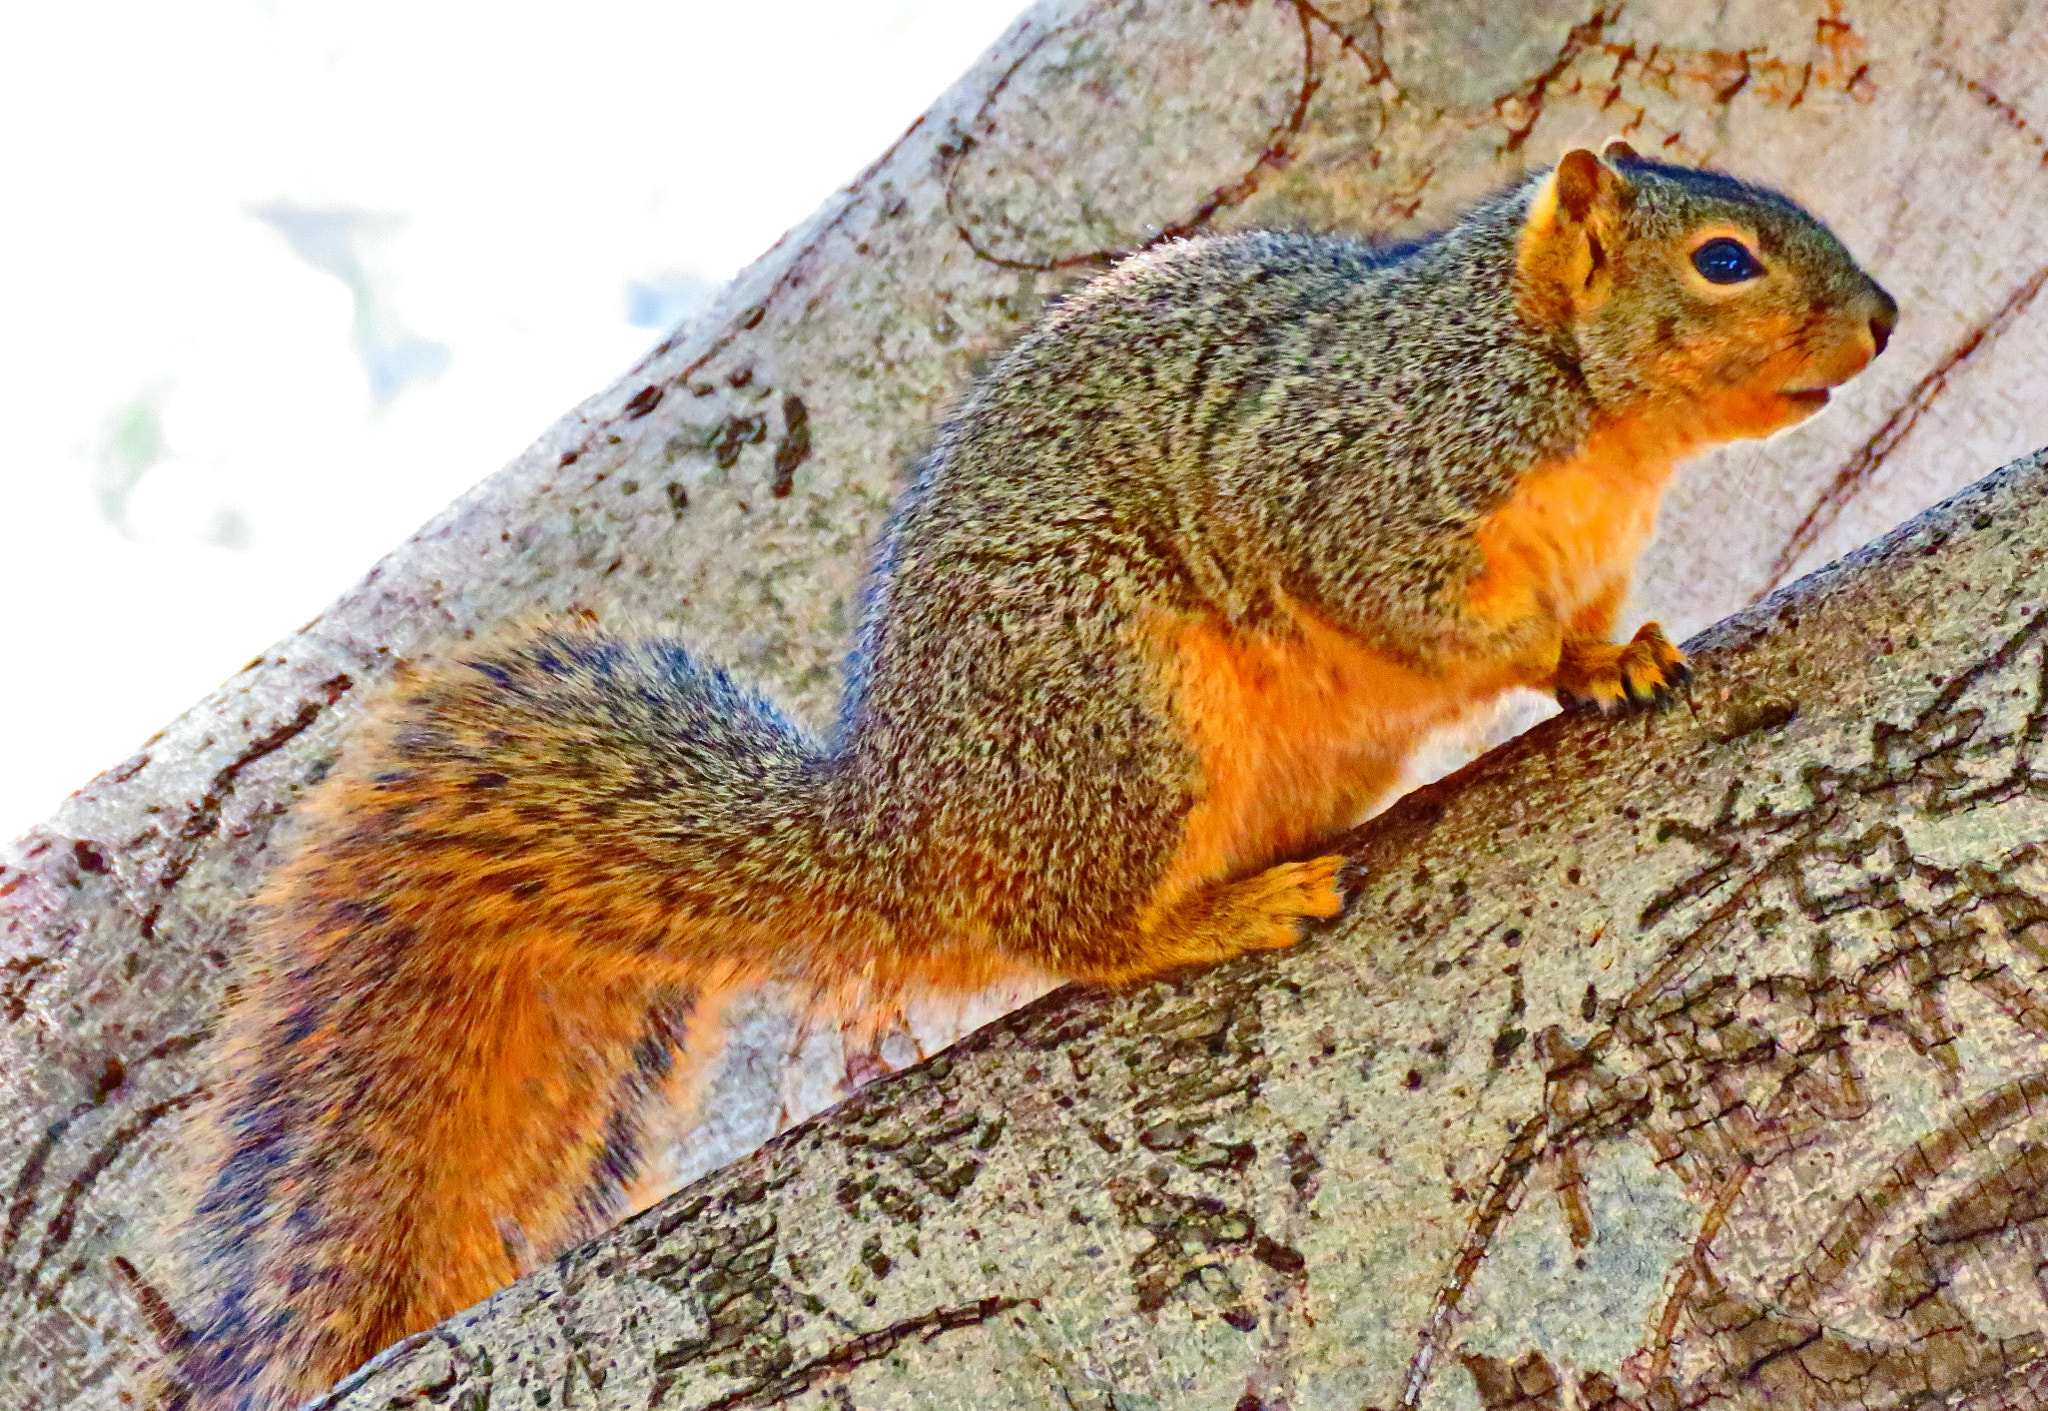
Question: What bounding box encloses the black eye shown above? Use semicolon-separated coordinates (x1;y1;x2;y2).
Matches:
1692;237;1764;284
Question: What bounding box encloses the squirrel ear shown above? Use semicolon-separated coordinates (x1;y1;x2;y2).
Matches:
1516;148;1629;331
1551;148;1607;221
1602;137;1641;164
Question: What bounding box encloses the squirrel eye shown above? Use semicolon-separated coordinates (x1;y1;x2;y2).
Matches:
1692;237;1765;284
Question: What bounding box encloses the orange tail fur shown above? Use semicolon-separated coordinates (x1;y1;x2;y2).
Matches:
176;630;844;1409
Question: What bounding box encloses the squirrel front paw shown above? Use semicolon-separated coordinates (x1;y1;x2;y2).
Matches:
1554;622;1691;715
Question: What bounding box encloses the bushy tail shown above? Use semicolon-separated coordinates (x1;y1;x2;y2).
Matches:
175;627;840;1409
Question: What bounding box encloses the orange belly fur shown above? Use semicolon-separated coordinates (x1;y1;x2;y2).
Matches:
1152;406;1708;911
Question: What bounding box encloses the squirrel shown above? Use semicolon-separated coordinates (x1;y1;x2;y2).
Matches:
169;143;1893;1409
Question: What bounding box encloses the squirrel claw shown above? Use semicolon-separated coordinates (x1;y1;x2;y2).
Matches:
1554;623;1690;716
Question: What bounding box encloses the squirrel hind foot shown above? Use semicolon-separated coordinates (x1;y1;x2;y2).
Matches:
1081;854;1351;986
1554;622;1692;715
1234;854;1350;932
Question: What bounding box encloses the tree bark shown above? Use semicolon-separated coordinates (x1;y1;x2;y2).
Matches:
323;448;2048;1409
6;2;2048;1407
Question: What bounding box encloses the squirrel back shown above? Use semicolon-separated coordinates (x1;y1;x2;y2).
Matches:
171;145;1894;1409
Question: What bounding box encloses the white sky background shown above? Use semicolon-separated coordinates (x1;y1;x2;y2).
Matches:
0;0;1027;843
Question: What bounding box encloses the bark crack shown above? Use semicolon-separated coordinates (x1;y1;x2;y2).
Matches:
698;1295;1026;1411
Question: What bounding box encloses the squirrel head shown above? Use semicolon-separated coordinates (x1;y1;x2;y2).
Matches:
1515;142;1897;442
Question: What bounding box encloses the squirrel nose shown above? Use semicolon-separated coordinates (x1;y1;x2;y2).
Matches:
1868;287;1898;358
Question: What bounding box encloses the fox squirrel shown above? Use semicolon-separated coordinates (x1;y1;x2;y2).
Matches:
171;144;1892;1409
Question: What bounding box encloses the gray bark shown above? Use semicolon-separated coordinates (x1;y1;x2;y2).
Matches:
325;450;2048;1409
7;1;2048;1407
